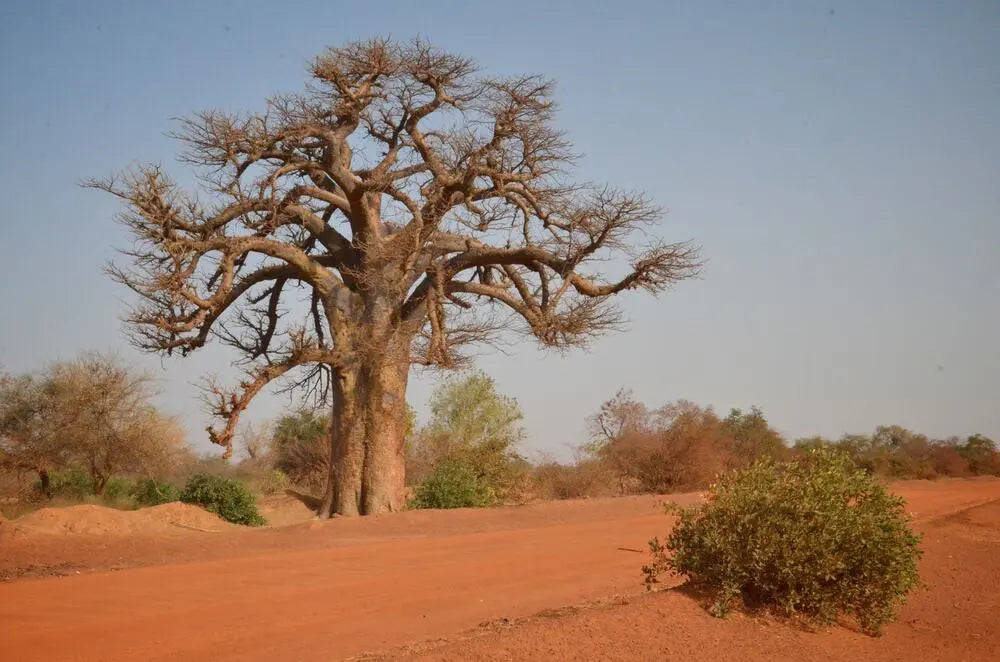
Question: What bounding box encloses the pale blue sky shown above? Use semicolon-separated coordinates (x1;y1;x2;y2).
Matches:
1;0;997;459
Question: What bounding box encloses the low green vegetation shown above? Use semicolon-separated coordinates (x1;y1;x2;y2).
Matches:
643;449;923;635
3;354;998;526
179;474;266;526
46;467;97;500
133;478;180;506
409;459;495;509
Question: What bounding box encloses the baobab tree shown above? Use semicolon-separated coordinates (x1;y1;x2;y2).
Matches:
90;38;702;517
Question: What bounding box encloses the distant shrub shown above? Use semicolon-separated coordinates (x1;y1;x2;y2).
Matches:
133;478;180;506
644;449;922;635
531;460;615;500
588;398;741;495
928;444;969;477
258;469;290;496
409;459;495;509
180;474;266;526
45;467;95;499
102;476;137;506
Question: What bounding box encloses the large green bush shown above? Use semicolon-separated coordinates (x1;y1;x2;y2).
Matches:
409;459;495;509
133;478;180;506
643;449;922;635
180;474;266;526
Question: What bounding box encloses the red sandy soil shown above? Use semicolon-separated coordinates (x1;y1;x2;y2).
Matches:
1;479;999;661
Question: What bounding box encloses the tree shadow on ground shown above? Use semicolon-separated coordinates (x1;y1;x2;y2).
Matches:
666;580;840;634
283;489;322;513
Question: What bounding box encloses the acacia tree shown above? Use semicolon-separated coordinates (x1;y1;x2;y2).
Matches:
90;38;701;516
0;373;57;495
0;354;187;495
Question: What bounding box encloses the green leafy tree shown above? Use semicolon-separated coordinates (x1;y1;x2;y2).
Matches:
723;406;787;465
409;371;526;502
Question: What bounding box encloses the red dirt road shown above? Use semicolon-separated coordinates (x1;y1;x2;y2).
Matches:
2;479;999;661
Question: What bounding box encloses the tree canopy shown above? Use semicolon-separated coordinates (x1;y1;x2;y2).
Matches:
0;354;187;495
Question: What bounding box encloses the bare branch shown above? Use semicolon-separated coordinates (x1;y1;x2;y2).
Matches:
91;36;701;463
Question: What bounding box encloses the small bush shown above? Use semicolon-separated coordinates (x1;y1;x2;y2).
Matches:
180;474;266;526
133;478;180;506
531;460;615;500
643;449;922;635
409;459;495;509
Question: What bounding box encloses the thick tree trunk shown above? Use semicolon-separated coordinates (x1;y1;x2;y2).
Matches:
322;370;363;517
361;355;409;515
319;335;411;518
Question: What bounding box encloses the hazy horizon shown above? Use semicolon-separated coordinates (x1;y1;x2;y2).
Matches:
1;0;997;460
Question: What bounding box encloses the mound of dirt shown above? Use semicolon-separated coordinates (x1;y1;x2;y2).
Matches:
257;493;318;526
139;502;235;532
9;502;232;538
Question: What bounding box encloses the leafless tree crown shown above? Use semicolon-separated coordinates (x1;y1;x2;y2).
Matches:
88;38;702;454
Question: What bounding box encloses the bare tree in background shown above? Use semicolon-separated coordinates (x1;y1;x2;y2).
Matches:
238;420;270;462
586;388;651;453
90;38;702;516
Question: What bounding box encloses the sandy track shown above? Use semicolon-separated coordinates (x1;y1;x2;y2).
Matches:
1;480;999;661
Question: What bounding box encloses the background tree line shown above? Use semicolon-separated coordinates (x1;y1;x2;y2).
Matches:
532;390;999;502
2;353;997;514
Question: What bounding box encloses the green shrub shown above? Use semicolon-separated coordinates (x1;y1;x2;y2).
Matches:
133;478;180;506
409;459;495;509
643;449;922;635
45;467;95;499
103;476;137;506
180;474;266;526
